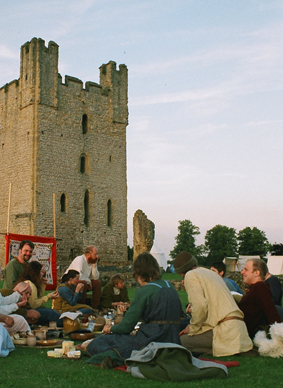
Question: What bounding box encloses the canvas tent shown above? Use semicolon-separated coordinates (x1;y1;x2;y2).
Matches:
236;256;260;271
223;255;260;272
267;256;283;275
151;244;168;269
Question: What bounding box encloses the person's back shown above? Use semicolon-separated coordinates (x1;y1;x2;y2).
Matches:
265;274;282;306
175;252;253;357
185;268;242;329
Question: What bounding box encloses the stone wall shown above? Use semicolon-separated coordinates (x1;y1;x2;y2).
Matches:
0;38;128;270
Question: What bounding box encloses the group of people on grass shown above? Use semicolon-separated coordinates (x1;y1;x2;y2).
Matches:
1;240;282;372
0;241;130;356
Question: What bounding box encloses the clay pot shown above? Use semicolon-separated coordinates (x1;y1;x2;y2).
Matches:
63;318;80;334
34;329;46;340
26;335;37;347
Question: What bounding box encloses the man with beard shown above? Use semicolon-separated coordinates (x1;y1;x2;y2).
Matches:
66;246;101;309
238;259;281;338
2;240;34;289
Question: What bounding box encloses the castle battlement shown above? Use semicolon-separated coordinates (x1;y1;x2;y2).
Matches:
0;38;128;268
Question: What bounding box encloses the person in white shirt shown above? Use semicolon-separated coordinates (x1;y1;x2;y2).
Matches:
66;246;101;309
0;282;31;332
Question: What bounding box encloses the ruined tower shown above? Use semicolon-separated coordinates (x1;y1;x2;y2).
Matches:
0;38;128;269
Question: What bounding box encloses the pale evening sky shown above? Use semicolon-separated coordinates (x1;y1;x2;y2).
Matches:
1;0;283;260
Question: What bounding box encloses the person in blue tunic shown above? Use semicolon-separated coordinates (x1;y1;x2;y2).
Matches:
86;252;182;368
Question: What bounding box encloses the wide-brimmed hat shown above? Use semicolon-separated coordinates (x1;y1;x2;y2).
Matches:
174;251;198;274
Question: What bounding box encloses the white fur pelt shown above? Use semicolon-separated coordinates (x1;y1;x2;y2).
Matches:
254;322;283;358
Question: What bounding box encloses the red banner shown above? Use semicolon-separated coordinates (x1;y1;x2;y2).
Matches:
5;233;57;290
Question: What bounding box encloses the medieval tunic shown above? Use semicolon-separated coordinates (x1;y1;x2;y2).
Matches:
100;283;130;309
238;281;281;338
52;283;93;313
3;259;25;289
87;279;182;360
184;267;253;357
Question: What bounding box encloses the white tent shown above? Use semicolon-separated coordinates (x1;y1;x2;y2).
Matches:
236;255;260;271
150;243;168;269
267;256;283;275
224;256;261;271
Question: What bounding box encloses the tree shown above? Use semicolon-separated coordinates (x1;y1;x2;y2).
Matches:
270;243;283;256
170;219;200;259
238;227;270;258
204;224;238;265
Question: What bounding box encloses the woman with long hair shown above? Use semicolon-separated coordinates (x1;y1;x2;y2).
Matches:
17;261;62;326
52;270;93;314
85;252;182;368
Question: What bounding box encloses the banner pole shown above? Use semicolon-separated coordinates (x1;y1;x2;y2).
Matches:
53;193;56;239
6;183;12;234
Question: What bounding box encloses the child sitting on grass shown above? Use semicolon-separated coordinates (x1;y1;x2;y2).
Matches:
100;274;130;310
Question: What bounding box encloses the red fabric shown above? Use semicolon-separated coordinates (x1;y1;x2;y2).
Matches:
5;233;57;290
199;358;240;367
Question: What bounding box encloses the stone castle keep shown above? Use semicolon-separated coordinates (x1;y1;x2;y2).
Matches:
0;38;128;270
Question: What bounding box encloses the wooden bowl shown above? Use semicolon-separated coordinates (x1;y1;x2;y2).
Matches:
70;332;95;341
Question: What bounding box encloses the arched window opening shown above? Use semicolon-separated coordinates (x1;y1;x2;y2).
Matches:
82;114;88;134
84;190;90;227
60;193;66;213
80;155;86;173
107;199;112;227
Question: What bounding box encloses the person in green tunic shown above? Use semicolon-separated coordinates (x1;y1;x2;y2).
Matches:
100;274;130;310
3;240;34;289
86;252;182;368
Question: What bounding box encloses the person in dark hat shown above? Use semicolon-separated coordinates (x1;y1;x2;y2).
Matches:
174;251;253;357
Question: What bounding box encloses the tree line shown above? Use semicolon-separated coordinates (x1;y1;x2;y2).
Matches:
169;219;283;266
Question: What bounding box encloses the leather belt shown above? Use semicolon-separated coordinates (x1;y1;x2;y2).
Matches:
218;316;244;325
149;320;181;325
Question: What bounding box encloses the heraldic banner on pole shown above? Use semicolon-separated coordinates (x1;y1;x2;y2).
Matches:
5;233;57;290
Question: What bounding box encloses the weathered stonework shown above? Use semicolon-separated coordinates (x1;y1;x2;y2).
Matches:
133;210;155;260
0;38;128;270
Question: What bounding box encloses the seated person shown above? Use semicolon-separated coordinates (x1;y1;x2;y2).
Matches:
0;323;15;357
17;261;62;326
0;283;40;325
238;259;281;338
2;240;34;289
0;282;31;333
174;251;253;357
85;252;182;369
65;246;101;309
100;274;130;310
265;269;282;306
53;270;94;314
210;261;243;294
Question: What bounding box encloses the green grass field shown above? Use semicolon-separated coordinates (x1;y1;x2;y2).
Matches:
1;275;282;388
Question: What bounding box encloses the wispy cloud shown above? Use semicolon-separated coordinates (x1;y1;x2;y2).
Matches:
0;44;18;60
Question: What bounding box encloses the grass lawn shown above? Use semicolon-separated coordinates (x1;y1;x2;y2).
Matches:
1;275;283;388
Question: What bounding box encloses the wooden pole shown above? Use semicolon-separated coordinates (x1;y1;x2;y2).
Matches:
53;193;56;239
6;183;12;234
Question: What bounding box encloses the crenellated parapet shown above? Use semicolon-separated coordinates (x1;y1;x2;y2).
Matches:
0;37;129;269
